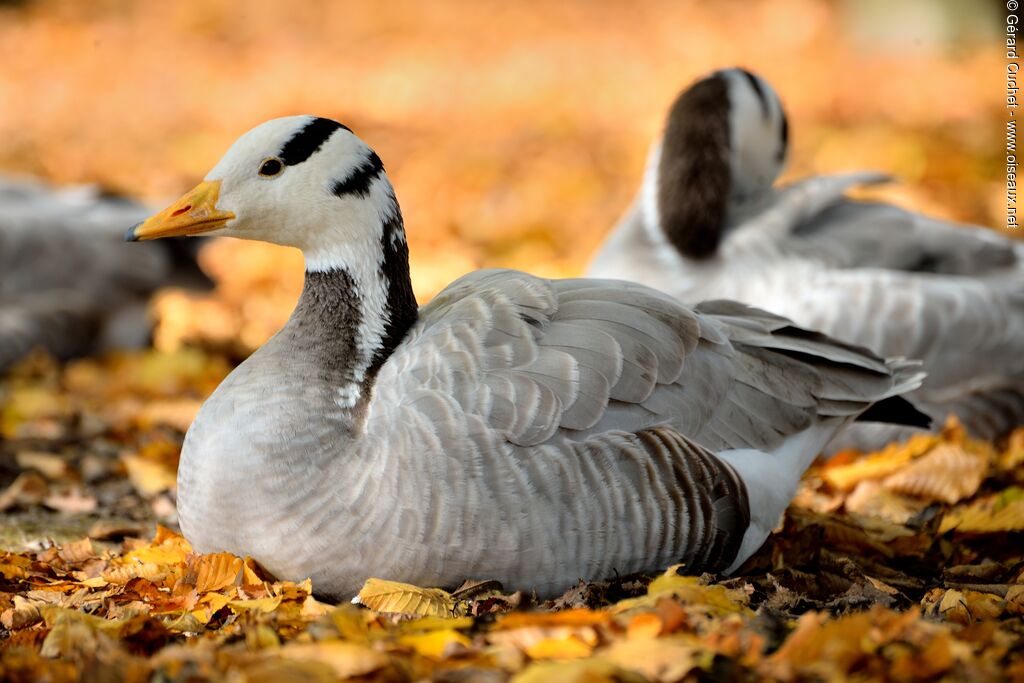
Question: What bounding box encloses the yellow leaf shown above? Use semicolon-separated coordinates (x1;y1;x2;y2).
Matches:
121;453;177;496
278;641;389;679
602;636;711;681
0;560;28;580
512;659;646;683
191;592;232;624
229;595;283;613
123;527;191;565
242;557;271;585
330;605;372;643
101;562;170;585
301;595;334;620
523;634;594;660
356;577;455;617
940;487;1024;533
625;612;663;639
822;433;937;491
614;566;750;616
398;615;474;632
399;628;472;659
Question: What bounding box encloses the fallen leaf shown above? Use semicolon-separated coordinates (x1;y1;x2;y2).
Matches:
601;635;711;682
822;433;937;491
512;658;646;683
356;577;455;617
882;443;989;504
15;451;68;479
121;453;178;496
940;487;1024;533
277;641;390;679
191;552;243;593
399;628;472;659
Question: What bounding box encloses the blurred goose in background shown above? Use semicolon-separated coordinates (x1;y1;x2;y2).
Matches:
128;115;925;599
0;177;211;370
590;68;1024;447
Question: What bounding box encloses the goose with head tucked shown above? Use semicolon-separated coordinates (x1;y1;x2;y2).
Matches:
0;176;210;370
590;68;1024;448
128;115;925;600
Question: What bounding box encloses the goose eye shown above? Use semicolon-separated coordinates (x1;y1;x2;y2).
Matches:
258;157;284;178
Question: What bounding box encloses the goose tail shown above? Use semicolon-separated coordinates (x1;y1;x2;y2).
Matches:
855;358;930;428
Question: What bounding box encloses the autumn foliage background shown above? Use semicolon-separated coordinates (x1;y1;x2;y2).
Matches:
1;1;1023;681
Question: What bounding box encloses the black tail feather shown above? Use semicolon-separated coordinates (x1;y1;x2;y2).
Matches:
857;396;932;429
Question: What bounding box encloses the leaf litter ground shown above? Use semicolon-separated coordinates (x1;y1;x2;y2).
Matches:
1;350;1023;682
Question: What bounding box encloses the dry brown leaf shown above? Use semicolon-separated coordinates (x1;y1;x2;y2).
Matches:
922;588;1005;624
882;443;988;504
1000;428;1024;472
57;538;97;565
1;595;44;630
43;487;97;514
822;433;938;491
0;471;49;511
356;577;455;617
844;480;929;524
15;451;68;479
191;552;243;593
939;487;1024;534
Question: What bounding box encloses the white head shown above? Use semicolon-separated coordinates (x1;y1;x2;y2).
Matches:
126;115;404;274
646;68;789;259
718;68;788;198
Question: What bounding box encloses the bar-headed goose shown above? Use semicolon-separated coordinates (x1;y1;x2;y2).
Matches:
0;177;210;370
128;116;924;600
590;68;1024;446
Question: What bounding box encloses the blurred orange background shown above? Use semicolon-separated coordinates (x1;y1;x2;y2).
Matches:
0;0;1008;352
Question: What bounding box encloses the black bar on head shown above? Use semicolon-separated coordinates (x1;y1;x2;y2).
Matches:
331;152;385;199
738;69;770;119
279;117;352;166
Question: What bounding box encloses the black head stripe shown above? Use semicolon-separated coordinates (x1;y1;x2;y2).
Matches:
332;151;385;199
279;117;351;166
778;108;789;162
737;69;770;119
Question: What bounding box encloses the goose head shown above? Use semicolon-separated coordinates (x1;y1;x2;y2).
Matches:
127;116;418;379
645;68;789;259
126;115;404;274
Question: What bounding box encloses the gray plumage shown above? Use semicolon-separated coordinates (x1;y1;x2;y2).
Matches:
135;116;923;600
0;176;211;369
589;68;1024;446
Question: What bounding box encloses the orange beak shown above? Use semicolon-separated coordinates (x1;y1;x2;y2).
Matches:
125;180;235;241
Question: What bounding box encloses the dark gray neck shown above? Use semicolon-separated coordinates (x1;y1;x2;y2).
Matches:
284;212;418;412
656;74;731;260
